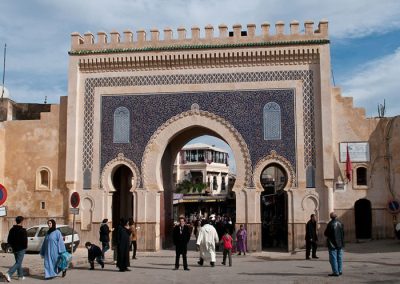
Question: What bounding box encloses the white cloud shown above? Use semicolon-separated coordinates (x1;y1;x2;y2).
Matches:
342;47;400;117
0;0;400;103
26;0;400;39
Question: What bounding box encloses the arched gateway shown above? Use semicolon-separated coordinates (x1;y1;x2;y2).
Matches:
140;108;253;250
66;21;333;253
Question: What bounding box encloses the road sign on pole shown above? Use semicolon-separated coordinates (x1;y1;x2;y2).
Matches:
69;208;79;215
70;192;80;256
70;192;80;208
0;206;7;217
0;183;7;206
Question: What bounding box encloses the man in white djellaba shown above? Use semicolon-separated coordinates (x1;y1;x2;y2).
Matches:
196;218;219;267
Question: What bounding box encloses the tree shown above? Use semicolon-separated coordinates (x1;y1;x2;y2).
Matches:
175;180;207;194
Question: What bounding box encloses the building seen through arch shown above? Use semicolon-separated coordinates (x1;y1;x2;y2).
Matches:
173;142;236;223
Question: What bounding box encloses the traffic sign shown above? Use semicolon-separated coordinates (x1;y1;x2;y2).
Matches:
69;208;79;215
0;183;7;206
0;206;7;217
387;199;400;214
70;192;80;208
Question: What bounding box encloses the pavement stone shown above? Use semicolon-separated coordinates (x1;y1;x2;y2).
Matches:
0;239;399;283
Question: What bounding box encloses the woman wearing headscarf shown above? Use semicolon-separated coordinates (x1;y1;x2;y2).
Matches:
236;225;247;255
116;218;131;272
40;219;67;279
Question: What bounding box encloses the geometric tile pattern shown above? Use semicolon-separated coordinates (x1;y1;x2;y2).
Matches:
82;70;315;187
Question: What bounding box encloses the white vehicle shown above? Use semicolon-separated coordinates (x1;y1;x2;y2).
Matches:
2;224;80;253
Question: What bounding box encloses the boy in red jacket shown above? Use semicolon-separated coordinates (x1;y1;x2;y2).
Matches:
221;229;233;267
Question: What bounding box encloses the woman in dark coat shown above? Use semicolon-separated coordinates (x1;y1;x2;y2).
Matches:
116;218;131;272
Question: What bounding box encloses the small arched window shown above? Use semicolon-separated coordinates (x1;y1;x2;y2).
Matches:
40;170;49;187
36;167;52;191
113;107;130;143
356;167;367;186
263;102;281;140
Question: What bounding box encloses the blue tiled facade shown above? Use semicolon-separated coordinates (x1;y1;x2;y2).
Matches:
101;89;296;180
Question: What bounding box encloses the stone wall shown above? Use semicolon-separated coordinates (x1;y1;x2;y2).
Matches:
0;97;68;242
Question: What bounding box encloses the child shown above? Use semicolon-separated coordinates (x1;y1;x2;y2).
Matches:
85;242;105;270
221;229;233;267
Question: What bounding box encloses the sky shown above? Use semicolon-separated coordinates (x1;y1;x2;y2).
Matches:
1;0;400;172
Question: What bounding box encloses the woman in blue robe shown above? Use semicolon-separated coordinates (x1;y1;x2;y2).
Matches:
40;219;67;279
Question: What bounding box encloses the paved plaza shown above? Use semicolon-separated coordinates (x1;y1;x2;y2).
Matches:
1;239;399;283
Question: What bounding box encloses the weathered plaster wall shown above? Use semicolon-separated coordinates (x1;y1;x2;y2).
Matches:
331;87;400;239
0;98;68;241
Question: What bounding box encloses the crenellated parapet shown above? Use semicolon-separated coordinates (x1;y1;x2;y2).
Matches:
70;20;329;72
70;20;329;54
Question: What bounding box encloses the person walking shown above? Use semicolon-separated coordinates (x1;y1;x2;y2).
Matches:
128;218;138;260
324;212;345;277
99;219;111;260
116;218;131;272
196;219;219;267
85;242;105;270
236;225;247;255
3;216;27;282
305;214;319;259
40;219;67;279
220;229;233;267
172;216;191;271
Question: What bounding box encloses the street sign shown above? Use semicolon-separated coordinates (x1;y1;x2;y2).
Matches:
0;206;7;217
0;183;7;206
70;192;80;208
387;199;400;214
69;208;79;215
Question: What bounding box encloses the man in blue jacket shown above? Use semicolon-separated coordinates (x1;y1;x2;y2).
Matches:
4;216;27;282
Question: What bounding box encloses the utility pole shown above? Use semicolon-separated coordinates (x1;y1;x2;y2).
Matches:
1;44;6;100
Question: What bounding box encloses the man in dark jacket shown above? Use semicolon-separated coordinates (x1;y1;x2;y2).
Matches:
4;216;27;282
305;214;318;259
172;217;191;271
85;242;105;270
99;219;110;259
324;212;345;277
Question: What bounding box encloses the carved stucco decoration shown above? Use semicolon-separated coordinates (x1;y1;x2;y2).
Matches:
101;153;141;192
253;150;296;191
141;109;252;192
301;192;320;212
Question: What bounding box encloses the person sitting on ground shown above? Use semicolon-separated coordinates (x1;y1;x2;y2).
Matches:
85;242;105;270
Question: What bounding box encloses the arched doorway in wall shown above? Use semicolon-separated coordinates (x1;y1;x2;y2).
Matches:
354;198;372;240
160;129;237;248
111;165;134;232
141;109;252;251
260;163;288;250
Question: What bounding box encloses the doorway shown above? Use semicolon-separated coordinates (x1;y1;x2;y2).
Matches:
160;131;237;248
260;163;288;250
354;198;372;239
111;165;134;230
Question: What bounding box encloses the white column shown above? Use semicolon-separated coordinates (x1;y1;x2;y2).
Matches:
235;189;246;223
135;189;160;251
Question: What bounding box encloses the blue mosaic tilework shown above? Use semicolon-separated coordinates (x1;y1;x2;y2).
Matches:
82;71;315;188
101;90;296;182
